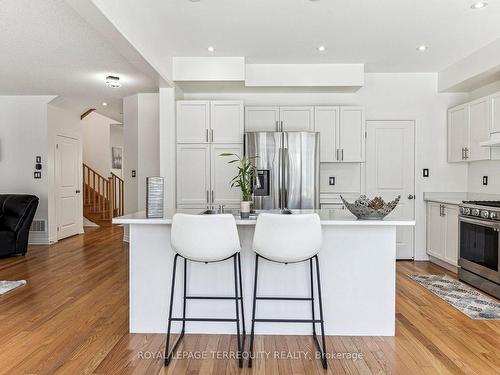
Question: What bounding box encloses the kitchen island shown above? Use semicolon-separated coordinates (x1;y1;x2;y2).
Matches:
114;209;414;336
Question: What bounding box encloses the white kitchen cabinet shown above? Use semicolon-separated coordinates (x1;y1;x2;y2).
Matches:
426;202;459;266
211;101;244;143
447;104;469;163
245;106;280;132
279;106;315;131
177;100;244;143
468;97;490;161
176;101;210;143
490;91;500;134
339;107;365;162
211;144;243;205
314;106;339;162
176;144;211;206
314;106;365;162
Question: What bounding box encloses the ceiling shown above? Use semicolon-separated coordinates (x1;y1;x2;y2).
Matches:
93;0;500;73
0;0;158;121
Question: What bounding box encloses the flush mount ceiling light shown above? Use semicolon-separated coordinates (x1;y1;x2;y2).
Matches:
471;1;488;9
416;45;428;51
317;45;326;52
105;75;121;88
102;102;108;106
207;46;215;52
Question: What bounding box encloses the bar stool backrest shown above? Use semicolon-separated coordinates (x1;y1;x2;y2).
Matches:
253;213;322;263
171;214;240;262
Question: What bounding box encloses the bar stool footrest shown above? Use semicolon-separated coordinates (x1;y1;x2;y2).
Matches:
171;317;238;322
254;318;323;323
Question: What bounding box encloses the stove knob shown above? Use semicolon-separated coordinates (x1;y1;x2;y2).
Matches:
481;210;490;219
464;208;471;215
490;212;498;220
459;207;465;214
472;209;480;217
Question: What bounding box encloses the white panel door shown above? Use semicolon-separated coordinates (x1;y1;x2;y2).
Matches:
244;106;279;132
211;101;244;143
468;97;490;161
56;135;82;240
447;104;469;162
427;202;446;259
444;205;459;265
176;144;211;206
176;101;210;143
366;121;415;259
339;107;365;162
490;92;500;134
314;106;339;162
211;144;243;205
280;106;314;131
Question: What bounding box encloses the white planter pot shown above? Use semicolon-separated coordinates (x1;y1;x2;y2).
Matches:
240;201;251;218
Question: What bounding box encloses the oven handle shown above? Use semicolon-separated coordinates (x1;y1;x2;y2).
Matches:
459;215;500;229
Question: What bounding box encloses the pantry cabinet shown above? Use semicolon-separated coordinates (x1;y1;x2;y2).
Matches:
314;106;365;162
426;202;459;266
177;100;244;209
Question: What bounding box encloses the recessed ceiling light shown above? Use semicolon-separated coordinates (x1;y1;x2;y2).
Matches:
105;75;121;88
317;46;326;52
102;102;108;106
471;2;488;9
207;46;215;52
416;45;427;51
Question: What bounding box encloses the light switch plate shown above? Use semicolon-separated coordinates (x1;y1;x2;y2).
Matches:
483;176;488;185
34;171;41;179
132;170;136;178
423;168;429;177
329;177;335;186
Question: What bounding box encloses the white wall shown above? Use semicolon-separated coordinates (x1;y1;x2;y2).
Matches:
0;96;55;244
81;112;117;177
47;103;83;242
123;93;160;214
179;73;468;260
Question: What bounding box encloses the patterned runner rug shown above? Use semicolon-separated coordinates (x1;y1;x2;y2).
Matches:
408;274;499;320
0;280;26;296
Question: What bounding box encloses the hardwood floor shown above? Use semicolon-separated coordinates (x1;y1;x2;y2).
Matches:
0;226;498;374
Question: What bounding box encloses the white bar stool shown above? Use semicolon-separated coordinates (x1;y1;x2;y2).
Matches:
164;214;245;368
249;213;327;369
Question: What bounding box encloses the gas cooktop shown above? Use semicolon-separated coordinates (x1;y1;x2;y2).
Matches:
462;200;500;208
460;201;500;220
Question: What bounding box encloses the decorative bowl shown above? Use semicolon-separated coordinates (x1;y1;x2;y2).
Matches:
340;195;401;220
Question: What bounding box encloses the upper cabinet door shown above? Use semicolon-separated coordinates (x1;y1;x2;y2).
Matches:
176;101;210;143
176;144;211;206
490;92;500;134
447;104;469;163
211;101;244;143
338;107;365;162
468;98;490;161
314;106;339;162
211;144;243;205
245;106;280;132
280;106;315;131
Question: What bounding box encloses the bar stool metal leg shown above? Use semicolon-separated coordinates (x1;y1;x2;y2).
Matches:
309;257;317;336
237;253;246;336
314;255;328;369
233;254;243;368
248;253;259;368
164;254;183;366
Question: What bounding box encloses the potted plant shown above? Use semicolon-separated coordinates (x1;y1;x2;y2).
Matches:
220;153;257;218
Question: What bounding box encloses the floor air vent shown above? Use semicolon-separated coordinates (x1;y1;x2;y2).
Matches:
30;220;46;232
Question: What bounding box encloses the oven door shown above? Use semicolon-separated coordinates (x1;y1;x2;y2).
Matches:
458;216;500;284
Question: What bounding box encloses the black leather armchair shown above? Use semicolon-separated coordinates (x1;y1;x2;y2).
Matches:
0;195;39;257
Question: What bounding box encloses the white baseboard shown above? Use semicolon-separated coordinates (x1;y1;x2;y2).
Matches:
28;232;49;245
428;255;458;274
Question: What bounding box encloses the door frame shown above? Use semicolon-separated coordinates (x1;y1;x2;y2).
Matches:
55;134;83;241
365;119;416;259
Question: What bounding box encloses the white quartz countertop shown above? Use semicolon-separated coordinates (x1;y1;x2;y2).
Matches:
113;209;415;226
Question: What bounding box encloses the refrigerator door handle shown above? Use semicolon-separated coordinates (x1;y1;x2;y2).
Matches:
280;120;284;132
275;120;279;131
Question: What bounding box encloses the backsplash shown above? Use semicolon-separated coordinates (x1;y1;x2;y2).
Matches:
468;160;500;194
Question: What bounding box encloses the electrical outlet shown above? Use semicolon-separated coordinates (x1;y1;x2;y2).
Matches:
132;170;136;178
329;177;335;186
483;176;488;185
34;171;41;179
423;168;429;177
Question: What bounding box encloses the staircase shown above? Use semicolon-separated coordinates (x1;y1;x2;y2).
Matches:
83;163;124;226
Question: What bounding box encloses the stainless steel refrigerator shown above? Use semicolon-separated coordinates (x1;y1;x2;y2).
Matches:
245;131;320;210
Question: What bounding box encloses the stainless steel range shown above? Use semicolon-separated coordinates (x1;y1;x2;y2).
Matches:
458;200;500;298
